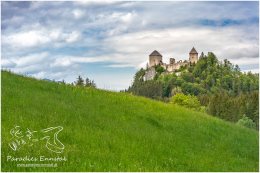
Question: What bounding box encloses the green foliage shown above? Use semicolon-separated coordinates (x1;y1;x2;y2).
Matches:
207;91;259;128
199;106;207;113
128;68;163;99
197;94;210;106
171;93;201;110
207;91;239;122
155;65;165;74
181;72;194;82
171;86;182;96
239;91;259;129
133;68;146;83
130;80;163;99
181;82;206;96
1;71;259;172
176;64;188;72
237;115;256;129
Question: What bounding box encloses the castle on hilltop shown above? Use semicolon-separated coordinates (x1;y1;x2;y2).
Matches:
144;47;203;80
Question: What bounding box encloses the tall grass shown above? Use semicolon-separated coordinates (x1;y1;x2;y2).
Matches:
1;71;258;171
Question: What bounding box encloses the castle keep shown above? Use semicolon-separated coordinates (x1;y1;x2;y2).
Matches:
144;47;201;81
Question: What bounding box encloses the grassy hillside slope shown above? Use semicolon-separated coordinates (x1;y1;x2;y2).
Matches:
1;71;259;172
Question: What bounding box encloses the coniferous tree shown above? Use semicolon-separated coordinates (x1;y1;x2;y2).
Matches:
85;77;96;88
76;75;84;86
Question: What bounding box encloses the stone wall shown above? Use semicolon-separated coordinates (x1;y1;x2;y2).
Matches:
143;67;156;81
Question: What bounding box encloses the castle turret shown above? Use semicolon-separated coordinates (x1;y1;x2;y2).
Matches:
169;58;175;64
189;47;198;64
149;50;162;67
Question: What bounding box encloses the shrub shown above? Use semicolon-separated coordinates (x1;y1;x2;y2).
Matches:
171;87;182;96
199;106;207;113
155;65;165;74
236;115;256;129
171;93;201;110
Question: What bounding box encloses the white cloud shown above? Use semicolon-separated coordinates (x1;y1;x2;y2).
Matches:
65;31;81;43
1;59;16;68
103;27;258;68
228;57;259;66
120;12;136;23
33;71;47;78
72;9;84;19
106;64;136;68
51;58;72;68
2;28;82;49
74;1;118;6
13;52;49;67
3;30;50;48
50;55;111;68
49;29;62;40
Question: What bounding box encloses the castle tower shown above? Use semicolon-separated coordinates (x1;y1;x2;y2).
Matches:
189;47;198;64
149;50;162;67
169;58;175;64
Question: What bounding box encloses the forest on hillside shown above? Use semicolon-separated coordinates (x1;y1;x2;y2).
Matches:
128;52;259;129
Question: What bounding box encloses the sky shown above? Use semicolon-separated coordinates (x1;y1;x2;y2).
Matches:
1;1;259;90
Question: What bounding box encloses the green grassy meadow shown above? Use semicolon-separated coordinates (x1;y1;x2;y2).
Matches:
1;71;259;171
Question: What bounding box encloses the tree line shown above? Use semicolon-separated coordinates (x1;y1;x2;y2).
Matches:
74;75;96;88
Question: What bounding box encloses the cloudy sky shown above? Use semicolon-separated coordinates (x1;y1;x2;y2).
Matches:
1;1;259;90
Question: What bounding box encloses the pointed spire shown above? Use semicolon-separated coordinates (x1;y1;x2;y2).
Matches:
149;50;162;56
189;47;198;54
